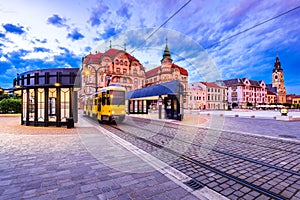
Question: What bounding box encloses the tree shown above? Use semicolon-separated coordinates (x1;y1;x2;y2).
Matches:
0;97;21;113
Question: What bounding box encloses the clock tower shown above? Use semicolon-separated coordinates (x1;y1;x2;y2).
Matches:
272;55;286;103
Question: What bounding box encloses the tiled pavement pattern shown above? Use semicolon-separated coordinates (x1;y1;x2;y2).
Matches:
0;115;206;200
105;116;300;200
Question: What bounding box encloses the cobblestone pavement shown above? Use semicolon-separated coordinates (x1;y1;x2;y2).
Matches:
144;110;300;140
0;115;206;200
105;116;300;200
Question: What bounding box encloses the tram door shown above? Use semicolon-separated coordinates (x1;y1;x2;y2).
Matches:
164;95;180;120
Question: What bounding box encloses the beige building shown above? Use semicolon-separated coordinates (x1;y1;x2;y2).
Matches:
187;82;206;110
145;43;188;92
187;82;227;110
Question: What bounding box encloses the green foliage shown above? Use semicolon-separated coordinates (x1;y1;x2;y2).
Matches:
0;97;22;113
283;102;292;108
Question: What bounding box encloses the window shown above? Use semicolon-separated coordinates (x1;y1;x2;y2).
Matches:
115;59;119;65
120;60;123;65
124;61;127;66
116;68;120;73
133;69;137;75
123;77;127;83
123;69;127;74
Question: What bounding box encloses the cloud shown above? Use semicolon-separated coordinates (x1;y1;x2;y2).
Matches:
2;23;25;35
0;32;5;38
35;38;47;43
88;1;109;26
47;14;68;27
67;29;84;41
116;3;132;19
33;47;50;53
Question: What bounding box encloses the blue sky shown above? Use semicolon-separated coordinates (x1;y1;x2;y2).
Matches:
0;0;299;94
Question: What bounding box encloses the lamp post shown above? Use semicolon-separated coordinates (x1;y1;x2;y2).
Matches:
83;63;104;93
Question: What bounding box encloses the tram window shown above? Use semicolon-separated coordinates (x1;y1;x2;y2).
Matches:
98;98;101;111
111;90;125;105
102;92;106;105
107;91;110;105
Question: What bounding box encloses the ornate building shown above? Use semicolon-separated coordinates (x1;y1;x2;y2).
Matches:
145;42;188;92
81;48;146;95
220;78;267;108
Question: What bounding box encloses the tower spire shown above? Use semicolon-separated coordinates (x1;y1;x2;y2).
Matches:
161;37;173;63
163;37;171;59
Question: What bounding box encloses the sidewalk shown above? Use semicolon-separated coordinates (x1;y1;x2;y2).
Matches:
0;115;227;200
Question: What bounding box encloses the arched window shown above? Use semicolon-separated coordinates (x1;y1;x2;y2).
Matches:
115;59;119;65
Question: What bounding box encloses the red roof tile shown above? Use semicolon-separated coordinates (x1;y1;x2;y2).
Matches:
85;52;103;63
171;64;188;75
145;66;160;77
200;82;221;88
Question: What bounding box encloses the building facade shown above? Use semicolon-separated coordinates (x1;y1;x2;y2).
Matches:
220;78;267;108
80;48;146;107
187;82;206;110
187;82;227;110
267;91;277;104
145;43;188;93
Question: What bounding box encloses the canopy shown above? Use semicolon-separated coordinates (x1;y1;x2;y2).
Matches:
126;80;184;100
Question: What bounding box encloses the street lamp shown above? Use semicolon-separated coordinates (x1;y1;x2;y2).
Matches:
83;63;104;92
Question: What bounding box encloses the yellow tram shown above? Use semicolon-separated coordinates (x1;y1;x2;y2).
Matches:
83;85;126;123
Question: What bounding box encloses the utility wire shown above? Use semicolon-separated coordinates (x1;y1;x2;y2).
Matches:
130;0;192;54
204;5;300;49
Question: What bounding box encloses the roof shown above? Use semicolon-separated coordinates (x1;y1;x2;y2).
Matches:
172;64;188;75
145;66;160;77
222;78;264;87
126;80;183;99
267;91;277;95
85;52;103;63
222;78;245;86
200;82;221;88
84;48;140;64
266;84;277;93
145;64;188;78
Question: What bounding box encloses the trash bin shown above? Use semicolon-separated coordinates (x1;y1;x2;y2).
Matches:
66;117;74;128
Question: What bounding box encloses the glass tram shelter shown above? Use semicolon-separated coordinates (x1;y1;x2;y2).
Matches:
126;80;184;120
13;68;80;127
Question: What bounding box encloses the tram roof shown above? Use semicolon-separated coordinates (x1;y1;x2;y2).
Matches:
126;80;183;99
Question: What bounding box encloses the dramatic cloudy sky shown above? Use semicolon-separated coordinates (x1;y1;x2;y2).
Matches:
0;0;300;93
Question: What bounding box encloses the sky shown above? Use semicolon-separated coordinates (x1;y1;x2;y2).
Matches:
0;0;300;94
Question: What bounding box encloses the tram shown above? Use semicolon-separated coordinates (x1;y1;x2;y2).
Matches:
83;85;126;123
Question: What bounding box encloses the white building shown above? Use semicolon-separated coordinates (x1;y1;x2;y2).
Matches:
219;78;267;108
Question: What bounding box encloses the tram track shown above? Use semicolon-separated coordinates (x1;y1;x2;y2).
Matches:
83;116;300;199
124;117;300;173
130;116;300;153
103;123;288;200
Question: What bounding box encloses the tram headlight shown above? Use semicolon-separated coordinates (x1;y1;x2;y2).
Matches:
112;111;115;115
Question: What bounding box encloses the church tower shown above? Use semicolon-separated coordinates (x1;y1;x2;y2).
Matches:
272;55;286;103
